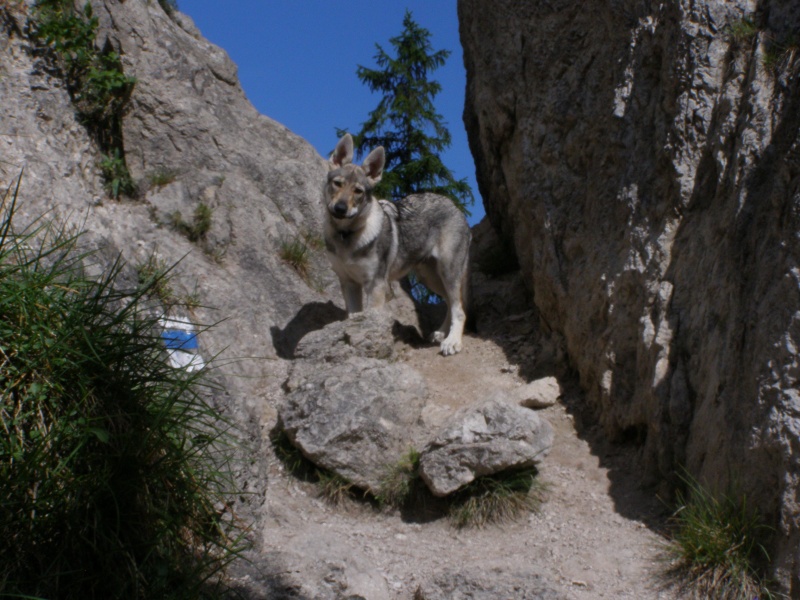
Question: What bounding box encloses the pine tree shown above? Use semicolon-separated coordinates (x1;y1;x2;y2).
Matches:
340;10;473;214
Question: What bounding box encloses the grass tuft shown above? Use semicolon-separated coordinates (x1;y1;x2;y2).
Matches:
316;471;359;506
447;467;546;529
170;203;213;243
726;17;758;43
662;473;774;599
148;167;179;188
0;176;245;599
762;34;799;73
279;235;312;278
376;448;423;509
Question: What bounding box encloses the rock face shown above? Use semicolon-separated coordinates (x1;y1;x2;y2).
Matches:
460;0;800;588
419;398;554;497
1;1;343;429
1;0;335;582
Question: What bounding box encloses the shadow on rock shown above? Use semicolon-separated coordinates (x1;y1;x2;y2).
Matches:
469;219;670;533
270;301;346;358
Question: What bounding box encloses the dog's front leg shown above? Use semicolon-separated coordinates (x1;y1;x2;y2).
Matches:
364;279;389;310
340;279;363;315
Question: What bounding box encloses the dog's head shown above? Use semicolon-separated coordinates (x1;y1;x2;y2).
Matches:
325;133;385;221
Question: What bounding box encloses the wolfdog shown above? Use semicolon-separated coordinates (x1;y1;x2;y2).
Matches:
323;133;471;356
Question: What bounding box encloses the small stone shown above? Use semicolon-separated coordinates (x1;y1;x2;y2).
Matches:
516;376;561;409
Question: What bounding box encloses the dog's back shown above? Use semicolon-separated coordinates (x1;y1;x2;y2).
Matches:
383;193;471;281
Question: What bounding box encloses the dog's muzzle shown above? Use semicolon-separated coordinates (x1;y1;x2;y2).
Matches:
332;201;350;219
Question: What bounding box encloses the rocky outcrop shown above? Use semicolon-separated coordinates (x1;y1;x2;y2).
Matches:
1;0;335;587
280;306;555;497
460;0;800;589
2;1;336;417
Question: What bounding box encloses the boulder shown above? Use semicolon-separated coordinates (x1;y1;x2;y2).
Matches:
293;308;399;362
419;398;553;497
280;307;429;492
280;356;427;492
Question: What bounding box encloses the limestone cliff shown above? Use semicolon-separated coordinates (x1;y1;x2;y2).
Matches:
460;0;800;589
0;4;338;580
1;0;335;418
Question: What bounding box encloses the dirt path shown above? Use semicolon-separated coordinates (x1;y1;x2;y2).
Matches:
252;324;677;599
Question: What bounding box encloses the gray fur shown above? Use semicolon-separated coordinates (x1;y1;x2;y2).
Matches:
323;134;471;356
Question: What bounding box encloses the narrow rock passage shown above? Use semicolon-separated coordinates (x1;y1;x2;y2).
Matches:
250;314;677;599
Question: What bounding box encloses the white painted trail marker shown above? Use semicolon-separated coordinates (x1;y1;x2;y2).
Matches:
159;315;205;372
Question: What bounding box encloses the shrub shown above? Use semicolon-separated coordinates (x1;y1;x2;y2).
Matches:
663;474;773;599
33;0;136;189
100;148;136;198
0;179;244;599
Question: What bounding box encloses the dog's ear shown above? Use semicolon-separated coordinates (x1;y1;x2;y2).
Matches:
329;134;354;169
362;146;385;185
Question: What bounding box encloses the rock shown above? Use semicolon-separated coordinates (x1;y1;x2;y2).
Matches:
415;569;563;600
293;308;398;362
419;398;554;497
278;307;428;490
460;0;800;587
516;377;561;409
278;299;438;493
279;357;427;492
281;308;430;492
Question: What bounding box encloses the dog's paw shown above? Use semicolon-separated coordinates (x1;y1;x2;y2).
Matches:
430;331;446;344
439;338;462;356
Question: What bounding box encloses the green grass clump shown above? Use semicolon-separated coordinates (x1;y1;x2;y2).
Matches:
316;471;359;506
726;17;758;43
763;35;799;72
0;179;244;599
170;203;213;243
447;467;546;529
148;167;179;188
663;474;773;599
376;448;423;508
279;235;312;278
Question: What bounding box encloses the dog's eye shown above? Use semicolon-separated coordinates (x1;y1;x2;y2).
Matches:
354;187;365;196
331;178;343;188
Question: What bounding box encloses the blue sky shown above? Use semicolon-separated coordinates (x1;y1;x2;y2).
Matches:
179;1;485;225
